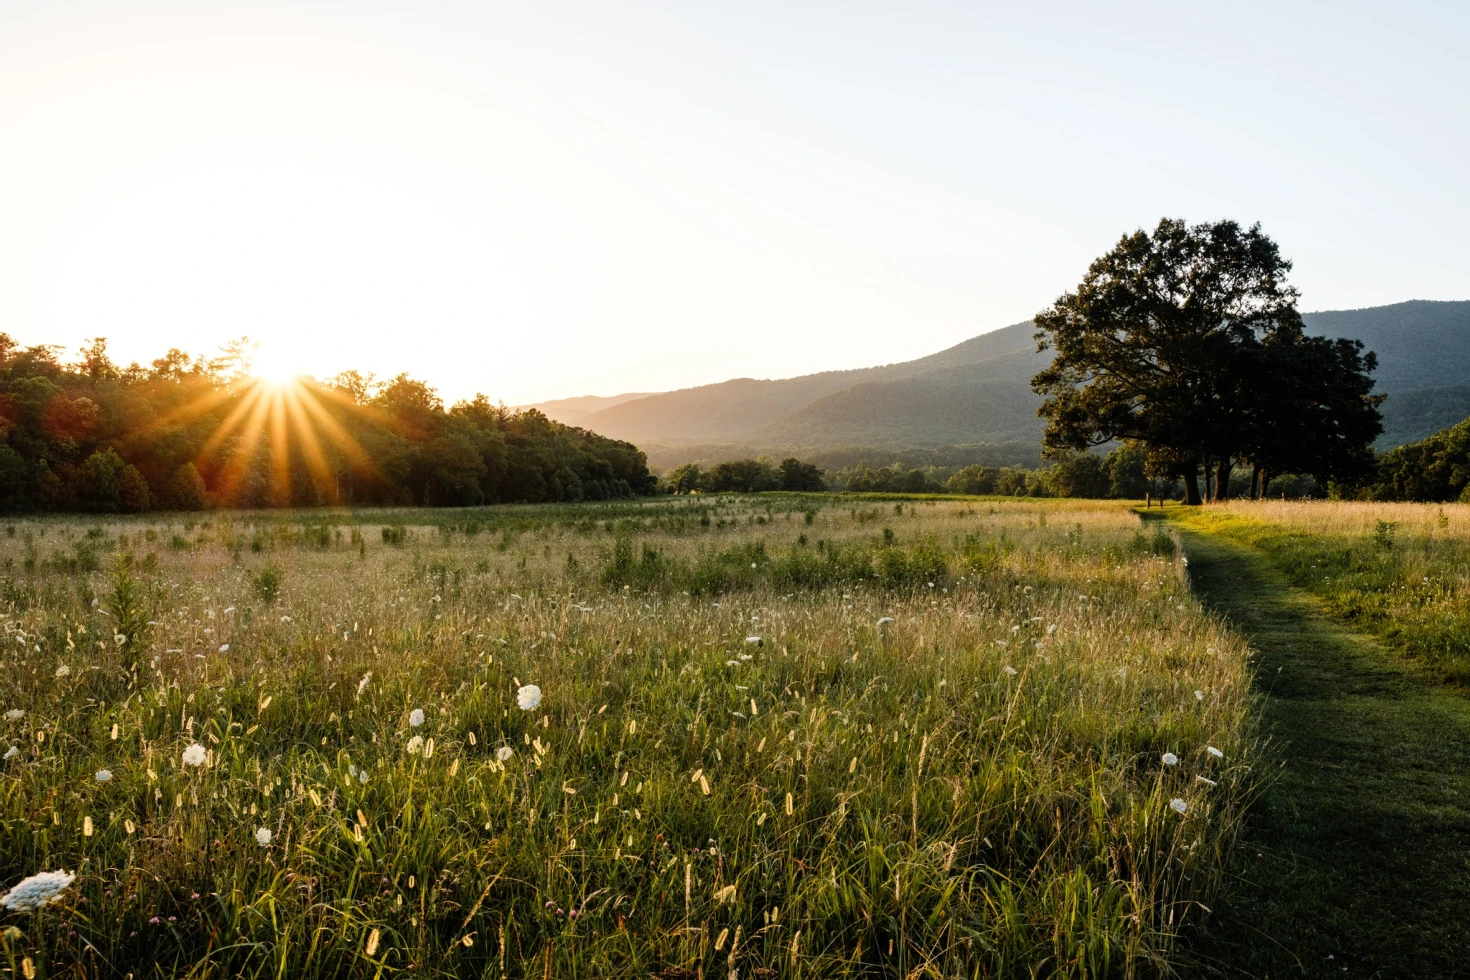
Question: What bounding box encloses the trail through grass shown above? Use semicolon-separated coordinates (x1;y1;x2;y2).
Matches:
1167;516;1470;979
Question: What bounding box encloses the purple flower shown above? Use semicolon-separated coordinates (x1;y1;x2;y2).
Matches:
149;916;160;925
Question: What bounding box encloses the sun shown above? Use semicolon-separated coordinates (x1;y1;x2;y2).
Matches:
250;344;302;386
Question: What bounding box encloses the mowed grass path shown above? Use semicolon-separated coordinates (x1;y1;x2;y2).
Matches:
1166;517;1470;978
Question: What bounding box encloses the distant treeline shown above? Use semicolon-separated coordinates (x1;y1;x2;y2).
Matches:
0;336;656;512
1370;414;1470;502
660;444;1325;500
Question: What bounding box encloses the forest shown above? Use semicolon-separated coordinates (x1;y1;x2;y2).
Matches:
0;336;656;512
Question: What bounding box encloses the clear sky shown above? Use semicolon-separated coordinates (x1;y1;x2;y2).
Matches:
1;1;1465;404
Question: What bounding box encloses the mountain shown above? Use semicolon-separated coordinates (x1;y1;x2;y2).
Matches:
528;301;1470;468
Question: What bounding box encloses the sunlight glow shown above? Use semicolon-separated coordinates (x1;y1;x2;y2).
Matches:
251;344;302;386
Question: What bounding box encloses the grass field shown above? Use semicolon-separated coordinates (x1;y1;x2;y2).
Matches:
0;496;1257;978
1175;502;1470;684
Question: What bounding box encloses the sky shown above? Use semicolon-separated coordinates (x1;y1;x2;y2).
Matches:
0;1;1466;405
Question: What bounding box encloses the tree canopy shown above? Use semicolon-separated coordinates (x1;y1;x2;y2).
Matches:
1031;218;1382;503
0;336;656;512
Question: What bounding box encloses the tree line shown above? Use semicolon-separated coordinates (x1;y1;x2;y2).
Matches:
0;336;656;512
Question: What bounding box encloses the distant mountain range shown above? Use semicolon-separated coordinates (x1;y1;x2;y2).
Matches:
527;300;1470;470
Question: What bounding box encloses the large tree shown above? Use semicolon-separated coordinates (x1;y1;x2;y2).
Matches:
1030;218;1380;503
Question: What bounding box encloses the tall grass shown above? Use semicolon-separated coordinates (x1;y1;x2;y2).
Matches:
0;498;1254;977
1183;500;1470;683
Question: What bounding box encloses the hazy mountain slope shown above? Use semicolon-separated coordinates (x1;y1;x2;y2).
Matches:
529;303;1469;463
1303;301;1470;392
524;392;653;427
574;321;1038;445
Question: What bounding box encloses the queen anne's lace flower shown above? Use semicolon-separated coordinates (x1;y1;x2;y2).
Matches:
255;828;272;846
516;685;542;711
409;708;425;727
406;735;424;755
1162;752;1179;766
6;709;24;721
496;746;514;762
181;743;207;767
1;870;75;911
95;769;112;782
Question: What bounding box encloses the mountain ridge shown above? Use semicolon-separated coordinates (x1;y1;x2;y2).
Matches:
528;301;1470;467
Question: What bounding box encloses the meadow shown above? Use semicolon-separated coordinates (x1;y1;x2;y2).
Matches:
1176;501;1470;684
0;496;1257;978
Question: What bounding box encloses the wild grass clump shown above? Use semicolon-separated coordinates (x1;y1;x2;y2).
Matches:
0;498;1255;977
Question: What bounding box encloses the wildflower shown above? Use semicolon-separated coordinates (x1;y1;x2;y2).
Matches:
1001;665;1017;677
1161;752;1179;766
218;644;229;653
1207;746;1225;759
359;770;369;784
517;685;542;711
113;634;126;645
1169;798;1188;814
182;743;207;767
1195;690;1205;701
1195;774;1218;787
3;746;17;760
746;636;762;646
1;871;75;912
877;617;894;626
409;708;425;728
357;673;372;696
496;746;514;762
4;709;21;721
54;665;70;679
255;827;272;846
406;735;424;755
95;770;112;783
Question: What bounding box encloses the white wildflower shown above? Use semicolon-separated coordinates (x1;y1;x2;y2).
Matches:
1;870;75;911
409;708;425;728
1195;774;1218;787
406;735;424;754
255;827;272;846
54;665;70;679
1161;752;1179;766
359;769;369;784
496;746;514;762
224;607;235;614
95;769;112;783
181;743;207;767
357;673;372;696
3;745;17;760
517;684;542;711
218;644;229;653
1207;746;1225;759
745;636;762;646
876;617;894;626
1194;690;1205;701
4;709;21;721
1169;798;1188;814
1001;665;1018;677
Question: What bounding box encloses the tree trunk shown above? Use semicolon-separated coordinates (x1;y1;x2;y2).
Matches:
1249;465;1261;500
1215;460;1233;502
1261;469;1272;498
1203;462;1214;502
1183;470;1203;505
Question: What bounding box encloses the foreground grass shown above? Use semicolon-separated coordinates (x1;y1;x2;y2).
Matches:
1176;502;1470;684
1168;513;1470;979
0;497;1254;977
